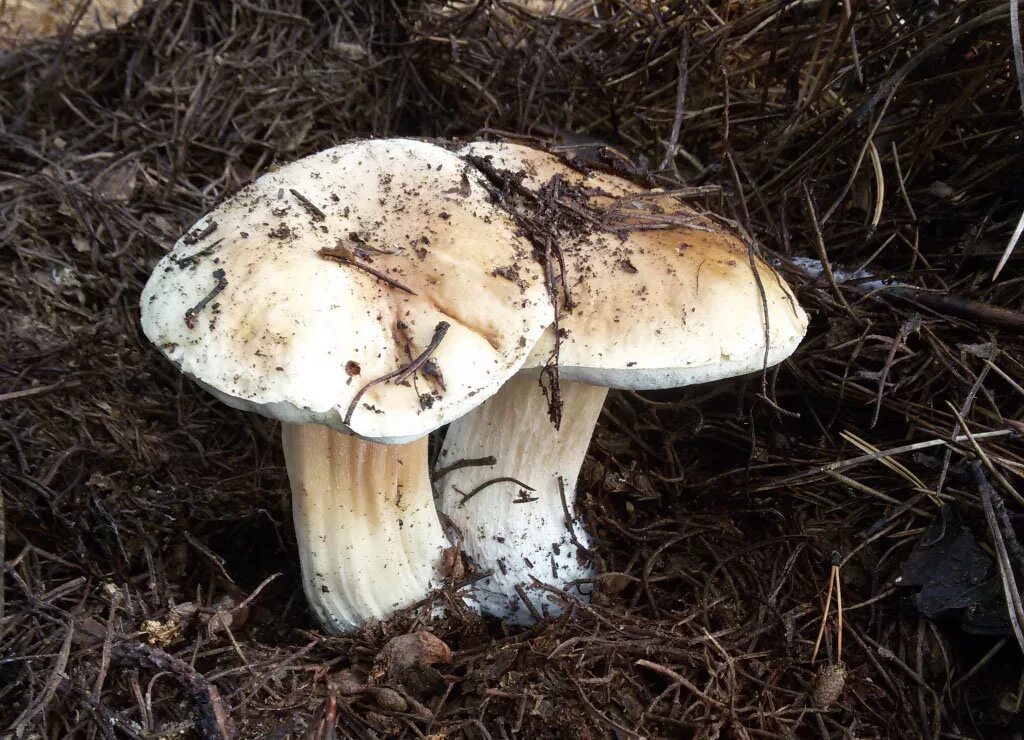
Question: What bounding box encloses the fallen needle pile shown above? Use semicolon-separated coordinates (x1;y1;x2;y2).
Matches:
2;0;1023;737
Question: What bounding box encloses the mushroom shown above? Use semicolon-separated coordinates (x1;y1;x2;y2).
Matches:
436;142;809;623
140;139;553;633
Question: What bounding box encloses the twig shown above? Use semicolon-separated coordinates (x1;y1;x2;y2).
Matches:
836;560;844;662
746;243;771;393
557;476;595;560
174;239;224;268
947;405;1024;507
184;269;227;329
871;318;919;428
810;561;836;663
883;287;1024;331
0;379;81;404
93;589;123;699
60;679;143;739
514;584;543;622
10;624;74;734
112;641;235;740
431;455;497;482
1012;0;1024;118
635;660;726;709
456;476;536;507
318;247;415;295
658;35;689;172
182;220;218;245
970;462;1024;655
801;183;855;317
233;0;310;25
760;429;1016;488
406;570;494;612
992;207;1024;282
343;321;449;425
289;189;325;221
867;140;884;229
951;639;1008;689
235;572;281;611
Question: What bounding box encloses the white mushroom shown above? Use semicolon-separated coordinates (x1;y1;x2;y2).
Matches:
141;139;553;633
437;142;809;624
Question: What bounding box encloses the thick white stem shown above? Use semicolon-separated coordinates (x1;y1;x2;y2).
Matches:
282;424;447;633
437;376;607;624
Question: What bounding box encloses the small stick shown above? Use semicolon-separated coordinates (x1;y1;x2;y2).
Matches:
233;572;280;613
635;660;726;709
289;188;325;221
835;560;844;662
810;561;836;663
93;590;123;700
112;641;234;739
11;626;74;734
947;404;1024;507
431;456;497;482
514;584;543;622
174;238;224;268
883;287;1024;331
802;183;855;318
658;35;690;173
456;476;536;507
0;379;81;404
557;476;595;559
746;243;771;393
992;207;1024;282
318;247;415;295
759;429;1016;489
553;243;574;312
972;462;1024;655
343;321;449;425
182;220;218;245
867;140;885;229
391;323;450;385
406;570;494;611
184;269;227;329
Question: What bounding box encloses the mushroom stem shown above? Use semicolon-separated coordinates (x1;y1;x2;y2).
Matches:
282;423;447;633
437;375;607;624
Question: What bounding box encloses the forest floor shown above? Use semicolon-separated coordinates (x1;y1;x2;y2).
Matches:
2;1;1023;737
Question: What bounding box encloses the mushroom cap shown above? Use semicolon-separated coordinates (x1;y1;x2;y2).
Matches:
460;141;809;390
141;139;553;443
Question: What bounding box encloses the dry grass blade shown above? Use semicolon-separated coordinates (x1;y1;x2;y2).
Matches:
1012;0;1024;116
971;463;1024;655
993;207;1024;282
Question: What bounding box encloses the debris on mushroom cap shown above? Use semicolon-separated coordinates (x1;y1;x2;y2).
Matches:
461;139;641;201
460;141;809;390
140;138;554;443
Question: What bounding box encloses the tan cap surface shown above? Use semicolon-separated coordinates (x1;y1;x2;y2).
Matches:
460;141;809;390
141;139;553;443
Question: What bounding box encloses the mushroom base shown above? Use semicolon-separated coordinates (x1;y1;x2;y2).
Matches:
282;424;447;633
437;376;607;624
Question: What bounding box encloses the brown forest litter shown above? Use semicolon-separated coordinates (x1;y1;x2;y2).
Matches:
2;0;1024;737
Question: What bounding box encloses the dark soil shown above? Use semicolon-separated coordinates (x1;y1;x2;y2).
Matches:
2;1;1023;737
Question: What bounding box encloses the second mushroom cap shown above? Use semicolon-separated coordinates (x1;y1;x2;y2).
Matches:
437;141;809;623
